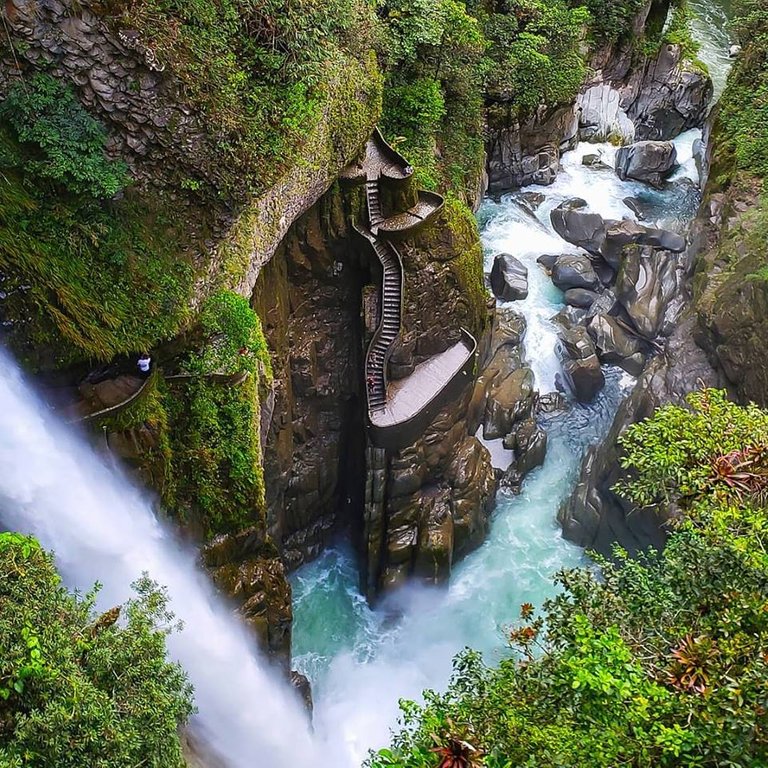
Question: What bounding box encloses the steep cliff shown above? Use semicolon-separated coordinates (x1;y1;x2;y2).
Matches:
485;0;712;193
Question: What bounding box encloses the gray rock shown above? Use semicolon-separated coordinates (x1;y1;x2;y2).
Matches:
587;314;646;374
556;326;605;402
623;197;644;219
578;84;636;144
536;254;560;271
564;288;599;308
520;191;545;211
550;200;607;256
513;418;548;477
621;43;713;141
615;246;678;339
615;141;678;187
582;153;604;167
601;219;686;271
551;254;600;291
490;253;529;301
483;367;535;440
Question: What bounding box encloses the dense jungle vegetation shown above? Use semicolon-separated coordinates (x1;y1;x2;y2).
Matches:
0;533;193;767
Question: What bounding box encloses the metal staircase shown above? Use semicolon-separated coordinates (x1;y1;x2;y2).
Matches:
360;227;403;412
365;178;384;233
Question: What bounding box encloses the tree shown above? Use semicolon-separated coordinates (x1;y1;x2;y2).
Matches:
0;533;194;767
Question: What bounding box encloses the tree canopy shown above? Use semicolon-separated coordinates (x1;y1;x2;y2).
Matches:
0;533;194;768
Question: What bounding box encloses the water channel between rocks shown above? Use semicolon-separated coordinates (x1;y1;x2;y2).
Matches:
292;6;734;749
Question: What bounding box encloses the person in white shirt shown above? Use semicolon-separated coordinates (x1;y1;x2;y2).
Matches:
137;353;151;377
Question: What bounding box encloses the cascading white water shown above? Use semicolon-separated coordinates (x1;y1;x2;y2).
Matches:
0;351;314;768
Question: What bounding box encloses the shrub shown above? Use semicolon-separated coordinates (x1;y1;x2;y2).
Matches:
0;533;193;767
0;74;128;198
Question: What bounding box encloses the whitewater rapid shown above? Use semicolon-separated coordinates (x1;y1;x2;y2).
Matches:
0;352;315;768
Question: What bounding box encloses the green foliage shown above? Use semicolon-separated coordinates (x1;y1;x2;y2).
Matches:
662;0;702;64
715;0;768;183
0;75;128;199
369;392;768;767
380;0;487;198
0;125;196;367
192;290;272;379
570;0;646;42
0;533;193;767
107;0;379;198
616;389;768;508
484;1;589;116
163;291;270;536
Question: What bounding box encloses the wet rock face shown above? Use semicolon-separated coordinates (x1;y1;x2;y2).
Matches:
578;84;636;145
490;253;528;301
253;189;367;571
483;367;535;439
556;326;605;402
615;245;679;339
203;529;292;666
486;104;578;193
620;43;713;141
551;255;600;291
587;314;645;375
503;417;547;485
615;141;678;187
559;316;723;556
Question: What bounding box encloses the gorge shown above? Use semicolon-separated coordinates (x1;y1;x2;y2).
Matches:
1;0;767;765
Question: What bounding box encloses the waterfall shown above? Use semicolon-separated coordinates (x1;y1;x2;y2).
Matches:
0;349;314;768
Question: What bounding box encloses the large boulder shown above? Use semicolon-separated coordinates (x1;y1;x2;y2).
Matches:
601;219;686;269
510;417;548;478
551;254;600;291
550;199;607;255
556;326;605;402
615;140;677;187
490;253;529;301
483;366;535;439
615;245;678;339
564;288;599;308
587;314;646;375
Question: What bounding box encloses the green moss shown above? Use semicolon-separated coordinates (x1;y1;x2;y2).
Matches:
161;292;270;537
97;0;381;200
0;126;201;369
443;196;487;335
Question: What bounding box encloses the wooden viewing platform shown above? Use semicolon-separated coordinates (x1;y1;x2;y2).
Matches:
345;127;478;451
339;128;413;184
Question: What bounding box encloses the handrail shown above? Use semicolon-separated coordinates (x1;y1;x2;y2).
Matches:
366;330;477;451
355;223;404;411
69;368;157;425
377;191;445;239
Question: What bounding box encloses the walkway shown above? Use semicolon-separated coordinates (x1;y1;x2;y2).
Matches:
372;338;474;427
343;129;477;450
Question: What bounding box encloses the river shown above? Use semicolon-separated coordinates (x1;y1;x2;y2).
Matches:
291;5;733;764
